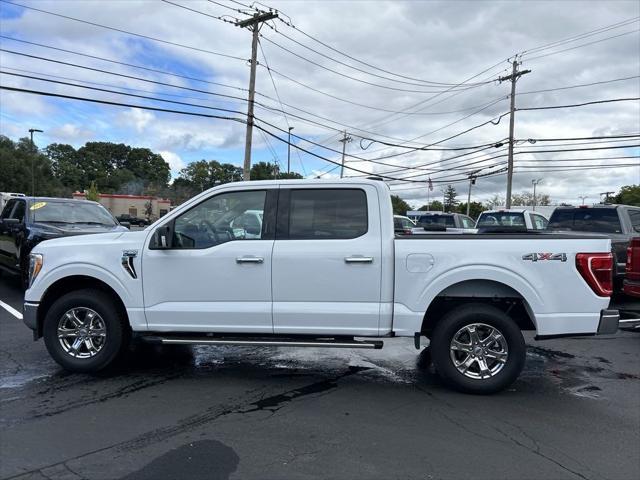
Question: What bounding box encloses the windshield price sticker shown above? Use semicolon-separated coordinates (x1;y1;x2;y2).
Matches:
30;202;47;211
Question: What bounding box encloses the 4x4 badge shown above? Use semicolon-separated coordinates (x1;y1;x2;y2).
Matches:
522;253;567;262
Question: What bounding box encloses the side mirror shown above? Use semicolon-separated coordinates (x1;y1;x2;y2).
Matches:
120;221;131;229
150;224;173;249
2;218;20;231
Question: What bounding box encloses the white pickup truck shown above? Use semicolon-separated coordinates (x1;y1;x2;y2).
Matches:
23;179;619;393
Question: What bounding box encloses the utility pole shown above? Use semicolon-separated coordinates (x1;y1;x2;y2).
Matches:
287;126;294;175
236;11;278;181
499;59;531;208
600;191;614;203
466;173;478;216
578;195;588;205
339;130;352;178
28;128;43;197
531;178;542;211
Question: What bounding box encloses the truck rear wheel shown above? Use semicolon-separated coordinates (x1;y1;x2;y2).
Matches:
43;289;129;373
430;303;525;394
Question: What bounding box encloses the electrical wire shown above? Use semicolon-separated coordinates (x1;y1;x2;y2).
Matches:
0;0;246;61
257;38;307;174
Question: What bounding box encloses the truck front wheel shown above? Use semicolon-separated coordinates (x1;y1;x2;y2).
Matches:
430;303;525;394
43;289;129;373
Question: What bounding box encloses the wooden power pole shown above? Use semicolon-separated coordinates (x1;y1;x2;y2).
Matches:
339;130;352;178
499;59;531;208
236;11;278;181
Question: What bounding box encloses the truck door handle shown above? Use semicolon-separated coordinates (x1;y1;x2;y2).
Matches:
345;256;374;263
236;256;264;264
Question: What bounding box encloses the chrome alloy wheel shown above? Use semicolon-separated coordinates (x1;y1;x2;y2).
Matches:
57;307;107;358
449;323;509;379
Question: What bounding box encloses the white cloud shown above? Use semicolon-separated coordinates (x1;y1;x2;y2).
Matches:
158;150;186;177
0;0;637;205
120;108;154;133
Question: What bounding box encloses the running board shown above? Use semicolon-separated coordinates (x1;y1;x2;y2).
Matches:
140;335;383;349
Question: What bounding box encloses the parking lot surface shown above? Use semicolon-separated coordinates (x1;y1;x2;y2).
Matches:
0;275;639;480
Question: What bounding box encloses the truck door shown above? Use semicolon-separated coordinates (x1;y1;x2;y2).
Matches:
0;199;25;271
271;186;382;336
142;188;277;333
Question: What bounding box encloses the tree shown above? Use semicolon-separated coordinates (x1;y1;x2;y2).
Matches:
512;191;551;207
46;141;171;195
178;159;243;191
250;161;277;180
0;135;63;196
443;185;458;212
85;181;99;201
613;185;640;206
418;200;443;212
144;200;153;219
485;194;505;209
457;201;484;220
390;195;410;215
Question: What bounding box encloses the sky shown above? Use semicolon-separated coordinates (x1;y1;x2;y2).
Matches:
0;0;638;207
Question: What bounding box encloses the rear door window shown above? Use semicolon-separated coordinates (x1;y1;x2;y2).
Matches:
417;215;455;227
287;189;368;240
548;209;622;233
531;214;548;230
461;216;475;228
628;209;640;233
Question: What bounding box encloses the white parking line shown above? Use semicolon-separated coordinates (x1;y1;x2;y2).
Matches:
0;300;22;320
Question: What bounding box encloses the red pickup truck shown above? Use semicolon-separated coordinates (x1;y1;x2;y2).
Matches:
620;237;640;330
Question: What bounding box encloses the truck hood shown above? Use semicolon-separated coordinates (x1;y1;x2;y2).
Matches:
34;229;146;249
31;222;128;237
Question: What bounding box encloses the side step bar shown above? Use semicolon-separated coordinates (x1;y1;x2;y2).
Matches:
140;335;383;349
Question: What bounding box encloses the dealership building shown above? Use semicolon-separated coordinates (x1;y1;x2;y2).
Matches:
72;192;171;220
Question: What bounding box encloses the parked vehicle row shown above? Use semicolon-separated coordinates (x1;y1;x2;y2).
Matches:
0;197;127;287
23;179;619;394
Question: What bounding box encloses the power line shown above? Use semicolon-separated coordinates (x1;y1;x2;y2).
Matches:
166;0;485;94
0;49;249;103
519;97;640;111
518;75;640;96
0;35;249;94
1;84;481;183
257;37;307;175
0;0;246;61
270;5;490;87
524;29;640;61
521;16;639;55
0;70;248;116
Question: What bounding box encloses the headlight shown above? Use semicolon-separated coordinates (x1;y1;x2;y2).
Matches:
28;253;43;287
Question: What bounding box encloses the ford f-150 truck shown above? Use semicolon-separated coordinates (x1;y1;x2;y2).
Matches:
22;179;619;393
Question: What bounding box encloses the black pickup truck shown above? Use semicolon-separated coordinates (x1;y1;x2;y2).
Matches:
547;204;640;313
0;197;127;288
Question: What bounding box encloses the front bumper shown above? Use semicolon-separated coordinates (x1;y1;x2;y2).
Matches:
23;302;39;338
597;309;619;335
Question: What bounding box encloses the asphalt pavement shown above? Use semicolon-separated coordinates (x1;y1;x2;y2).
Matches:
0;274;638;480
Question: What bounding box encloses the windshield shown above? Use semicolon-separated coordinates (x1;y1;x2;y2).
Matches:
477;212;525;227
30;201;116;226
417;215;455;227
548;208;621;234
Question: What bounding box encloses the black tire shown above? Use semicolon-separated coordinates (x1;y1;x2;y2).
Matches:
43;289;130;373
430;303;526;394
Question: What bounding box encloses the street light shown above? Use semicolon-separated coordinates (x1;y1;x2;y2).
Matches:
287;126;294;175
28;128;44;197
531;178;542;211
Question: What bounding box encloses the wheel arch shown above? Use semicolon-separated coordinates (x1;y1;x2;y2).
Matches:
35;275;129;339
420;279;537;338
